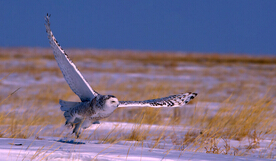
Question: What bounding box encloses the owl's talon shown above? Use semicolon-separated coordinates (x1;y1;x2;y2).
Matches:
65;122;73;129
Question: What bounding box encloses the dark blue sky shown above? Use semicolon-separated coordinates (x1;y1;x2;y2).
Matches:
1;1;276;55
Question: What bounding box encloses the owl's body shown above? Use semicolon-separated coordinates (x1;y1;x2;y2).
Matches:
60;95;119;137
44;14;197;138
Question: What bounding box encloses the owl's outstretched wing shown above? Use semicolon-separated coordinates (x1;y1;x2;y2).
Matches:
44;14;98;102
118;92;197;108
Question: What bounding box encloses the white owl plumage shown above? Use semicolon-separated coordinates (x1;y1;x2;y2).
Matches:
44;14;197;138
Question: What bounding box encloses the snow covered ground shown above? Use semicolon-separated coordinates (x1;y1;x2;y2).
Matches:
0;122;274;161
0;138;267;161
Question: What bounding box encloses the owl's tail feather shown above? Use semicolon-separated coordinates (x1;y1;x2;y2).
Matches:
59;99;81;111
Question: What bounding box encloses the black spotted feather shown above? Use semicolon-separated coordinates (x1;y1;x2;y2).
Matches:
119;92;197;108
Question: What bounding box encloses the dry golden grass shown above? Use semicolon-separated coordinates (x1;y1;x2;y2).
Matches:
2;47;276;64
204;96;275;140
0;47;275;158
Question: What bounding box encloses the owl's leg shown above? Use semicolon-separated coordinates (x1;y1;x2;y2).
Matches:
64;111;76;128
72;123;82;138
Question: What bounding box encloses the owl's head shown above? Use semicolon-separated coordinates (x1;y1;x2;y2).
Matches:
104;95;119;110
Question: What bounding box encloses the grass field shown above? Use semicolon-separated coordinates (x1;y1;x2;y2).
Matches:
0;47;275;160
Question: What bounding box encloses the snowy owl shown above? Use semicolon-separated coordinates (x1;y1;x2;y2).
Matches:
44;14;197;138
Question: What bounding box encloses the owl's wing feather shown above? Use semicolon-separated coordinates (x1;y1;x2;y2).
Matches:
118;92;197;108
44;14;98;102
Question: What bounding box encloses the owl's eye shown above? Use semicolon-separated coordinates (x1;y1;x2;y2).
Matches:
111;101;116;103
